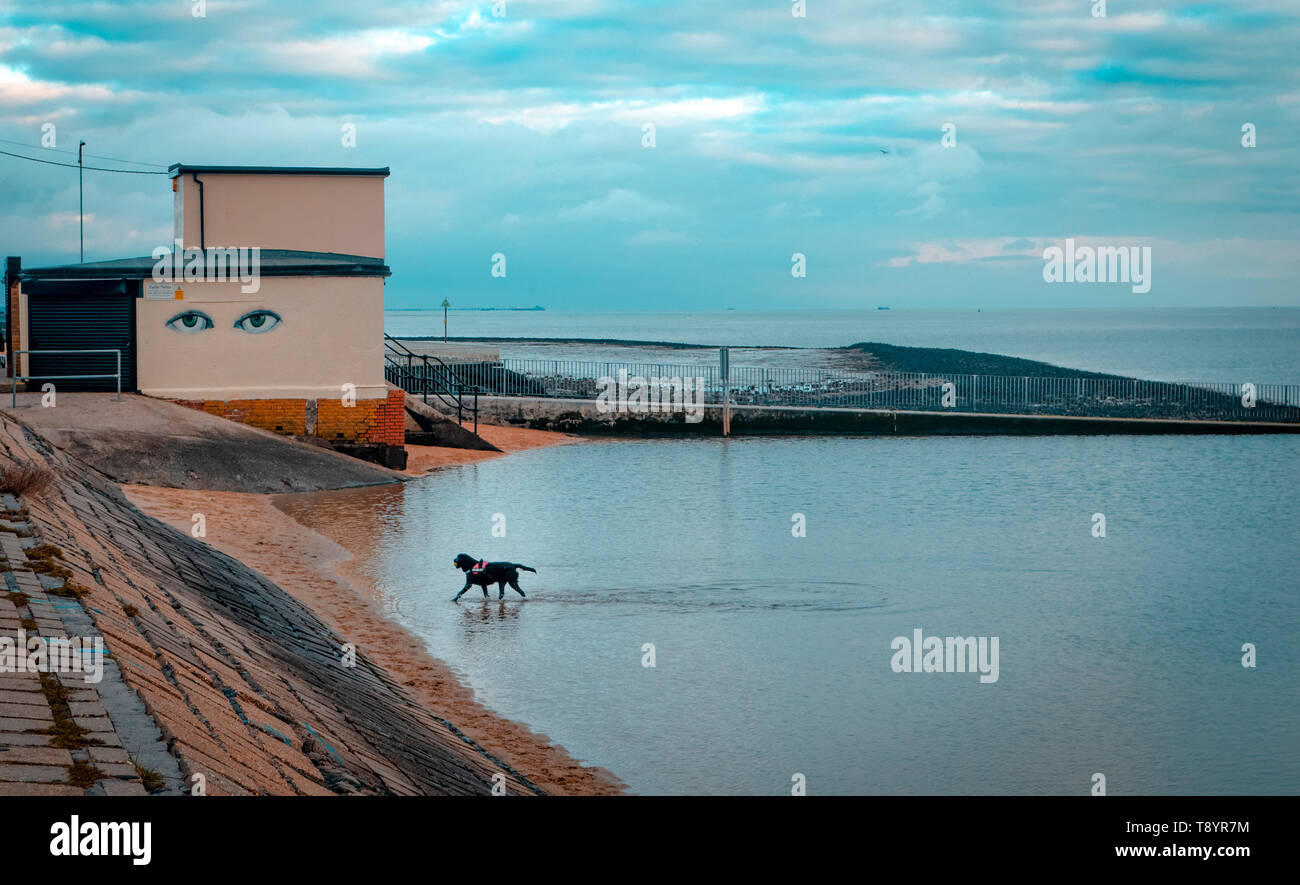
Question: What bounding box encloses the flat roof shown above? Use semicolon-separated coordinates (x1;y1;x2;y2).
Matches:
168;164;390;178
21;249;391;281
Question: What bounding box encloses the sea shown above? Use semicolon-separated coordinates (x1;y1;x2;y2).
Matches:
275;308;1300;795
384;307;1300;385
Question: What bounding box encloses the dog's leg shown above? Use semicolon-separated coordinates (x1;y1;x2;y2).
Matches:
453;580;471;602
497;581;506;600
508;577;526;598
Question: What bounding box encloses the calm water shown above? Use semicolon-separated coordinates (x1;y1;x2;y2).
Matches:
385;307;1300;385
278;434;1300;795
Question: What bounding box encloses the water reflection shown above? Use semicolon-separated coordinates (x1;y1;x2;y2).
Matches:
461;600;523;624
275;435;1300;795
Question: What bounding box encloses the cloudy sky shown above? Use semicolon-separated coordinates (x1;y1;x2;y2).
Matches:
1;0;1297;310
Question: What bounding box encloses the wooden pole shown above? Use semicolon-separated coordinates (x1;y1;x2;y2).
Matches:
78;142;86;263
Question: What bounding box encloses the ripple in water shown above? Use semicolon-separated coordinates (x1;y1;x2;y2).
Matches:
278;434;1300;795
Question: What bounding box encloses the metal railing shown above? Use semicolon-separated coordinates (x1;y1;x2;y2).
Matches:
463;357;1300;423
10;349;121;407
383;335;479;433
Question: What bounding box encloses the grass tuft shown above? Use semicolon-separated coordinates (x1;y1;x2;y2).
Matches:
29;672;104;751
67;761;106;789
134;763;166;793
0;462;54;498
26;559;73;580
49;581;91;599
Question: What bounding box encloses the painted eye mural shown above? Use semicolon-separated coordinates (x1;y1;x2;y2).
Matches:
234;309;283;334
165;310;215;334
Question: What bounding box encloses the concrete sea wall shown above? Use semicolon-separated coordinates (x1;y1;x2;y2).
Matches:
472;395;1300;436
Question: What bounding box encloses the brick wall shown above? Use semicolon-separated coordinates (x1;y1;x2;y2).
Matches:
174;394;406;447
377;388;407;446
5;266;19;376
178;399;311;436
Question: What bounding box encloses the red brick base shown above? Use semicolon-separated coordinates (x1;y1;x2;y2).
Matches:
173;389;406;447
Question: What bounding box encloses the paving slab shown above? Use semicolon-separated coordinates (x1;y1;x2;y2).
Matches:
0;703;52;720
0;782;84;796
0;746;74;766
0;762;68;784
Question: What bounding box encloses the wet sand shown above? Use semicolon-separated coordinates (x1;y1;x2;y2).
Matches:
401;423;585;474
124;424;624;796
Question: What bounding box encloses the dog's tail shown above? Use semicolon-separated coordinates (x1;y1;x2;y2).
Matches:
516;564;537;573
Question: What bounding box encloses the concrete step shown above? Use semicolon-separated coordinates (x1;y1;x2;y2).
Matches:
402;392;499;452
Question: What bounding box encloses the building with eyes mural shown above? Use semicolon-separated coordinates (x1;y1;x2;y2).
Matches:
3;164;407;467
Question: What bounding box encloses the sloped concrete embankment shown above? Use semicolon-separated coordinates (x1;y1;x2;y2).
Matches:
0;415;542;795
1;511;166;796
402;390;500;451
4;393;405;493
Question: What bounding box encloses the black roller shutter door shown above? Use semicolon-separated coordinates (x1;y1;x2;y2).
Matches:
26;279;136;391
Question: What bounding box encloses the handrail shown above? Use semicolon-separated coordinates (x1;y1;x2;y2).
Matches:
382;334;418;360
384;357;461;414
383;335;479;433
10;348;121;406
384;335;479;386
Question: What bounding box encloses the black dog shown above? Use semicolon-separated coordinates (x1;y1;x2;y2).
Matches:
452;553;536;601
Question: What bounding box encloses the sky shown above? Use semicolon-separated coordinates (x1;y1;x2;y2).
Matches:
1;0;1298;310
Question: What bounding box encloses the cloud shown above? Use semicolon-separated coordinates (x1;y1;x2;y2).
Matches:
0;0;1298;309
275;30;436;78
481;94;762;134
626;228;692;246
0;63;115;108
886;238;1050;268
557;189;680;223
897;186;946;220
885;236;1300;284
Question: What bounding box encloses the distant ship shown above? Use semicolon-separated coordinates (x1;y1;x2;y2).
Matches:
877;306;890;310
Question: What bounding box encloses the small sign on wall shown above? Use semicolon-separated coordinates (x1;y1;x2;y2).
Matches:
145;282;183;300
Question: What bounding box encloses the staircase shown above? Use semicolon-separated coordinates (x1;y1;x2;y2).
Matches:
383;335;480;434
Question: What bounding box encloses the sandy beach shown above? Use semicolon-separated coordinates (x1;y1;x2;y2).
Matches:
401;422;585;474
124;423;623;796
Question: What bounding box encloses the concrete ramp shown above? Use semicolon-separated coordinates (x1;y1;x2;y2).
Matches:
2;393;404;492
402;391;500;452
0;412;541;795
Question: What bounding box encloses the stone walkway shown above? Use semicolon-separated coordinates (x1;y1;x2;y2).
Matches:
0;412;541;795
1;505;149;795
